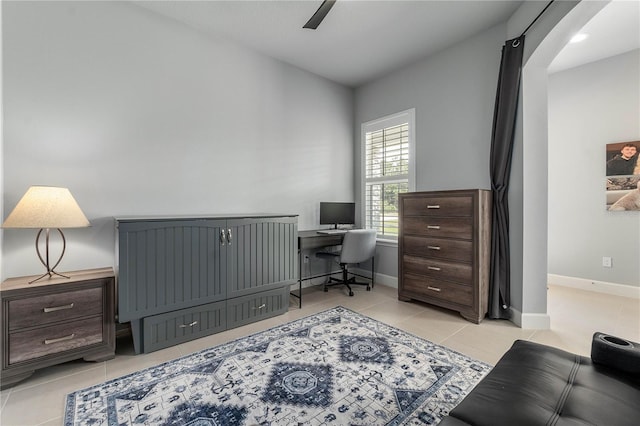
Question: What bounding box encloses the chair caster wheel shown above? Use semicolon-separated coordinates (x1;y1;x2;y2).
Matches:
366;286;371;291
349;291;354;297
324;287;328;292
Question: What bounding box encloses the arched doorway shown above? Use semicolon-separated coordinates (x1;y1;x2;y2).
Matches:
513;0;608;328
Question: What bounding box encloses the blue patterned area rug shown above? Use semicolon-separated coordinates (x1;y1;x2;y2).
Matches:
64;306;491;425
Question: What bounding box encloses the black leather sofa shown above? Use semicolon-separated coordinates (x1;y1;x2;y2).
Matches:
440;333;640;426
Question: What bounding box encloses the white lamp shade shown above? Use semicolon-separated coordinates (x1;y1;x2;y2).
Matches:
2;186;90;229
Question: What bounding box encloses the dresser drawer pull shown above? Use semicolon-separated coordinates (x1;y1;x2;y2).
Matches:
427;286;441;292
427;266;442;271
427;246;441;250
44;333;75;345
427;225;441;230
43;303;74;313
253;304;266;310
179;321;199;328
427;205;440;209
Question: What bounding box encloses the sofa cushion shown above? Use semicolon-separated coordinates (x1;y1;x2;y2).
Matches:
440;340;640;426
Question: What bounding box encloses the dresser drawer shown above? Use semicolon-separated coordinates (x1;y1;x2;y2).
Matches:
143;301;226;353
403;273;472;307
403;236;472;263
403;255;472;284
8;287;103;331
9;316;104;364
403;196;472;217
227;286;289;329
402;217;472;239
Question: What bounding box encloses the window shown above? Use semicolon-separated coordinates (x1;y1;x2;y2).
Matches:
361;109;415;239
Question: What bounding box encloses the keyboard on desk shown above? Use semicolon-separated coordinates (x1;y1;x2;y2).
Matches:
316;229;348;235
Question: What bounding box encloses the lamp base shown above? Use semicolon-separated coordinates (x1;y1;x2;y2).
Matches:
29;228;69;284
29;269;71;284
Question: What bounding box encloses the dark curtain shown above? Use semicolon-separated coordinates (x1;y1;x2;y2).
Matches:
488;36;525;319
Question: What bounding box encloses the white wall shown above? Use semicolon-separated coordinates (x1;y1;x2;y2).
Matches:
548;49;640;288
354;23;505;278
1;1;354;279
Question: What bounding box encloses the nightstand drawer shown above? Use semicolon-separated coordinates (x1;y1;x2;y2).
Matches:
402;196;472;217
403;255;472;284
402;216;473;239
403;273;472;306
9;316;104;364
8;287;103;331
403;235;472;263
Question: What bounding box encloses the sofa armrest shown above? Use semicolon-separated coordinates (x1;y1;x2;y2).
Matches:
591;332;640;376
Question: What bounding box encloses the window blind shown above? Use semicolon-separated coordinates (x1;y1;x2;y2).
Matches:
364;123;410;237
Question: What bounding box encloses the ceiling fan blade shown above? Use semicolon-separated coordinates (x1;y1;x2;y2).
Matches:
303;0;336;30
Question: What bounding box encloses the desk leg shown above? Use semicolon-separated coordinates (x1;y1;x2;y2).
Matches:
372;257;375;288
289;248;303;309
298;248;302;308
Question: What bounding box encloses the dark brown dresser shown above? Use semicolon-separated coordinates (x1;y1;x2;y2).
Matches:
398;189;491;323
1;268;115;388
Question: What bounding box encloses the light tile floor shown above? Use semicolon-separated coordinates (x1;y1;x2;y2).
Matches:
1;283;638;425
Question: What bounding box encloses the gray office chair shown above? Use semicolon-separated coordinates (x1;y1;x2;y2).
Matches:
316;229;377;296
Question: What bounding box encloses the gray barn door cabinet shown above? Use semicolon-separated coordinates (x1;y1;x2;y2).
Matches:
116;215;298;353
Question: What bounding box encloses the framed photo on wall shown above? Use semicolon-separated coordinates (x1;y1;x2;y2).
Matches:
606;141;640;211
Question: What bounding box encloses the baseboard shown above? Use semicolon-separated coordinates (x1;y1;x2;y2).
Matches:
510;307;551;330
548;274;640;299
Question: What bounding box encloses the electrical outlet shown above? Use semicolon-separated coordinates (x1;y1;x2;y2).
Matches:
602;257;612;268
304;255;310;264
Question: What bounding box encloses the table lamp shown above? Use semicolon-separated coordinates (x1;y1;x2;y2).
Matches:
2;186;90;283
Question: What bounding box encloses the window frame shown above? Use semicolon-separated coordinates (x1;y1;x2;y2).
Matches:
360;108;416;241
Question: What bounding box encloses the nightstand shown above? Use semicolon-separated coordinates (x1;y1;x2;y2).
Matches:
1;267;115;389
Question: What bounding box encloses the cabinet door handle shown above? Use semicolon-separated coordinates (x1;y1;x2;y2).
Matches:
427;286;441;292
427;266;441;271
43;303;74;313
220;229;226;246
427;205;440;209
44;333;75;345
227;228;233;245
427;225;441;230
427;246;441;250
252;303;266;310
179;321;198;328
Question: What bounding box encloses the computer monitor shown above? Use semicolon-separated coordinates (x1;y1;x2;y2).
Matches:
319;202;355;229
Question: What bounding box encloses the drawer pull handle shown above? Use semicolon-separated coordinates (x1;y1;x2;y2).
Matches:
427;205;440;209
427;266;441;271
44;333;75;345
43;303;74;313
227;228;233;245
220;229;226;246
253;304;266;310
427;286;441;292
179;321;199;328
427;246;441;250
427;225;441;230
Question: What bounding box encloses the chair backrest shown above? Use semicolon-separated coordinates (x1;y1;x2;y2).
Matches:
339;229;377;264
